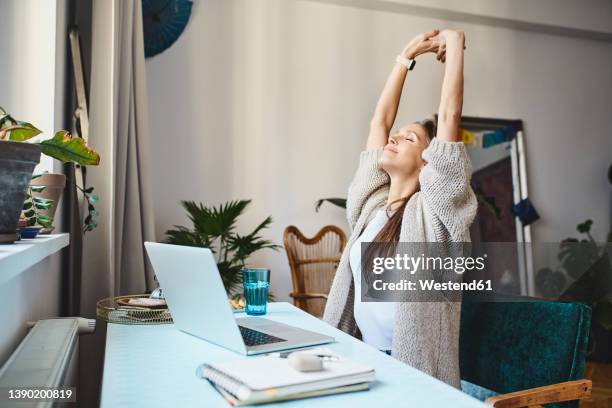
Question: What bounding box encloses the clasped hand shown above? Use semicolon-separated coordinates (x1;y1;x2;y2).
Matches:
401;29;466;63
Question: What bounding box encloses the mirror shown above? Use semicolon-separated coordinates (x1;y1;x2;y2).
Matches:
458;116;535;297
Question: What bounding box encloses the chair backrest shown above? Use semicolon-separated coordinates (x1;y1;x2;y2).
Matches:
460;299;592;408
283;225;347;317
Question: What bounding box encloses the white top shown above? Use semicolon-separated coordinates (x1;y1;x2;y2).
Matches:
349;210;395;350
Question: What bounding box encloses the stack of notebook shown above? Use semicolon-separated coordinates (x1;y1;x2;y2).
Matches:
196;349;375;405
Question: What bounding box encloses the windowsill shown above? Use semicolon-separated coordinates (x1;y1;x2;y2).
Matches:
0;233;69;286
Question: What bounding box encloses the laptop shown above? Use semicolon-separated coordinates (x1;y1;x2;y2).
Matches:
144;242;334;355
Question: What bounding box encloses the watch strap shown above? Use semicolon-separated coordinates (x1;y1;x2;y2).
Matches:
396;55;416;71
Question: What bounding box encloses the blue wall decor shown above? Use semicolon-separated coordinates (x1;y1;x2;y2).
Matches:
142;0;193;58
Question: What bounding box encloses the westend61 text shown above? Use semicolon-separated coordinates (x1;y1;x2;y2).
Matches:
372;279;493;291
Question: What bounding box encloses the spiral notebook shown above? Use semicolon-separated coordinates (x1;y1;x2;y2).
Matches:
196;349;375;405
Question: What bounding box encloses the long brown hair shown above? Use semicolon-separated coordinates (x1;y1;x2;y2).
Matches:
360;118;437;298
373;117;437;243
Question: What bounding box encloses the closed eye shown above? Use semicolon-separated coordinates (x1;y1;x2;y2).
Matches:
405;132;418;142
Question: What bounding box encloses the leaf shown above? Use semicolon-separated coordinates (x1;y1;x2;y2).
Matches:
6;122;42;141
181;200;251;240
535;267;566;298
314;198;347;212
165;226;211;248
34;202;52;210
217;261;244;295
474;186;502;220
227;216;281;261
31;172;47;180
0;107;41;141
577;219;593;234
33;197;53;205
38;130;100;165
36;214;54;229
30;186;46;193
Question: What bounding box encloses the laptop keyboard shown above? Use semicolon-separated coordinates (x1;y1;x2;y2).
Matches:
238;325;286;347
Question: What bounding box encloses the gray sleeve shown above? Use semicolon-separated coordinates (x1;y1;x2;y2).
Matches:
346;148;390;230
419;138;478;241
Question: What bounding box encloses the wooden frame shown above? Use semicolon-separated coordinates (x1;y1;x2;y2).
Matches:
284;225;347;316
484;379;592;408
68;28;89;210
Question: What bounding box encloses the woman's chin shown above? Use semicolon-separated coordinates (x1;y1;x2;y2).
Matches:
379;156;395;174
381;149;396;162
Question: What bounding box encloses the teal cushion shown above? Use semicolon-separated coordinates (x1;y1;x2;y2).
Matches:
460;300;591;408
460;380;498;401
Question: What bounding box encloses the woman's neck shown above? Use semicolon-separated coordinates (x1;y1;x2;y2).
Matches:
387;175;419;209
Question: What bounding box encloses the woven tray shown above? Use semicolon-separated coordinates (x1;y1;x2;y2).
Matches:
96;295;173;325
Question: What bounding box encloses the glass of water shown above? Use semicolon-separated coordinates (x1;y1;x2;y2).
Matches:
242;268;270;315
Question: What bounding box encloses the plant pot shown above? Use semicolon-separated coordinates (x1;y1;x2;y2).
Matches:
17;226;43;239
30;173;66;234
0;141;41;243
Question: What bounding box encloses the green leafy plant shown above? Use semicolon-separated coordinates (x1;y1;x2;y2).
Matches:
79;185;99;233
22;173;54;229
314;198;347;212
21;177;98;233
536;219;612;330
1;105;100;233
0;107;100;166
164;200;280;296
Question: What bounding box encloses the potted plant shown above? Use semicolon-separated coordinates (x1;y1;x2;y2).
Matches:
19;173;55;238
536;219;612;362
28;172;66;233
0;106;100;243
164;200;280;300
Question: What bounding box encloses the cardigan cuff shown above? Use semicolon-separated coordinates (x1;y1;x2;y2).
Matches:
358;147;384;171
422;138;466;161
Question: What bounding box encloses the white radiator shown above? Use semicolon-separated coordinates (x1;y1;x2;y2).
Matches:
0;318;94;408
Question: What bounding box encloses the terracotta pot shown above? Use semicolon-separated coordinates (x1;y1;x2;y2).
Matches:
0;140;41;244
30;173;66;234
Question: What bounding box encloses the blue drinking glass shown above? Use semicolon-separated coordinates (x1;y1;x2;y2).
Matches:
242;268;270;315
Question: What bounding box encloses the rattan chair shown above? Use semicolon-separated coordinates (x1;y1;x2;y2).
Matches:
283;225;347;317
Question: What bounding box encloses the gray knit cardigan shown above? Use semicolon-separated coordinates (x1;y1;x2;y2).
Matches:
322;138;477;388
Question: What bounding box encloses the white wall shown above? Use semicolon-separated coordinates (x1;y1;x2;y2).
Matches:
0;256;62;365
316;0;612;35
0;0;66;174
147;0;612;301
0;0;68;363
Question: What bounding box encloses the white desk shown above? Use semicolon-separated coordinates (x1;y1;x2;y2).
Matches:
101;302;485;407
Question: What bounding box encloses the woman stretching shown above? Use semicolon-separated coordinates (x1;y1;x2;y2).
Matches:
323;29;477;387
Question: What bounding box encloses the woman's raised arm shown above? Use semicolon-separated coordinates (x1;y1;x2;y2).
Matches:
367;29;441;150
435;30;465;142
